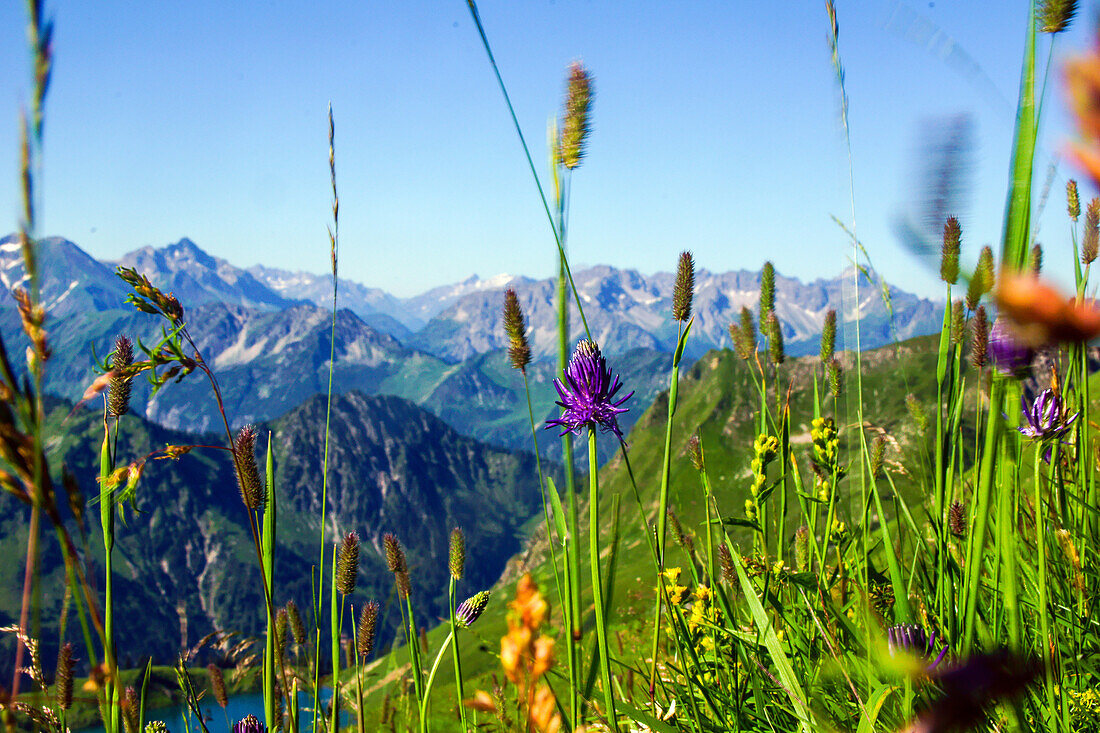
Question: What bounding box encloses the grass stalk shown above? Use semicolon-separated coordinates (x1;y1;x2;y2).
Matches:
588;426;617;730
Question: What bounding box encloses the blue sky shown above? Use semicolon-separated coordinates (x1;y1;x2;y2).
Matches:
0;1;1093;298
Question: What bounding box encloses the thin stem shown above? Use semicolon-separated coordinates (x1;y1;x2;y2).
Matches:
588;426;618;730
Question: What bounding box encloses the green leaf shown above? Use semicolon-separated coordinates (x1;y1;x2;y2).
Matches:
546;476;568;545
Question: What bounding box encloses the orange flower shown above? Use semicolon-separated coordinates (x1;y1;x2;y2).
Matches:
994;271;1100;345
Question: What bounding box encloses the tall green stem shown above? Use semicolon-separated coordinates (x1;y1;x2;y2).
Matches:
588;426;617;729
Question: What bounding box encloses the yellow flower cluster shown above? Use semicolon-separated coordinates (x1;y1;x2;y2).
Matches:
811;417;840;501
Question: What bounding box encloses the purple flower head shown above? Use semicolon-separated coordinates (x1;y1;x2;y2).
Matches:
988;318;1034;377
455;590;491;628
233;715;267;733
545;340;634;441
1018;389;1079;441
887;623;948;671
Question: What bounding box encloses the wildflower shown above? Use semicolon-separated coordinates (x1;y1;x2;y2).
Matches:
232;715;267;733
941;217;961;285
995;271;1100;345
988;318;1034;377
145;724;168;733
887;624;949;671
659;567;688;605
356;600;379;659
336;531;360;596
673;251;694;322
545;339;633;441
1018;389;1079;441
449;527;465;580
687;584;718;634
456;590;491;628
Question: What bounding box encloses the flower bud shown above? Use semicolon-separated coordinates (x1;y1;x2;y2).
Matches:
456;590;492;628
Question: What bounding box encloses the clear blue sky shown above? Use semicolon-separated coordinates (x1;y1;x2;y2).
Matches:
0;1;1093;298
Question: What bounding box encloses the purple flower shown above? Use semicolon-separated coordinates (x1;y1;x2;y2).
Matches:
988;319;1034;377
455;590;491;628
545;340;634;441
887;623;948;671
1018;389;1078;441
233;715;267;733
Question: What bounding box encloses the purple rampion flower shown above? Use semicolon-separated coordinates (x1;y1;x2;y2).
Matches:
887;624;948;671
545;340;634;441
233;715;267;733
455;590;491;628
1018;389;1079;441
988;318;1034;377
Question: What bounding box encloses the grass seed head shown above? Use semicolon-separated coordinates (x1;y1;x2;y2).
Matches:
759;262;776;315
1068;179;1081;221
827;357;843;398
502;289;531;372
207;664;228;709
357;600;379;659
233;426;265;511
54;642;72;711
383;532;406;574
1039;0;1078;33
687;434;704;471
950;300;965;345
949;500;967;537
673;251;695;322
560;62;593;170
107;335;134;418
732;307;756;360
820;309;837;364
336;531;360;596
765;310;785;365
941;217;961;285
971;306;989;370
795;526;810;572
717;543;735;584
449;527;466;580
286;600;306;646
1030;243;1043;274
1084;198;1099;265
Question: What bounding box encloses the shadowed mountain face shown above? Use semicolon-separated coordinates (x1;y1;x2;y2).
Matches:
0;391;545;677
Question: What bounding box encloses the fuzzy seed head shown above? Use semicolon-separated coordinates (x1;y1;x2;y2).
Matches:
123;686;140;733
286;600;306;646
870;436;886;479
827;357;843;398
759;262;776;315
502;289;531;372
55;642;73;711
336;531;360;596
971;306;989;370
274;607;288;664
1030;243;1043;274
383;532;407;574
717;543;735;584
906;393;928;434
687;434;704;471
765;310;785;365
1039;0;1077;33
396;570;411;600
820;309;837;364
1085;198;1099;265
357;600;380;659
207;664;228;709
233;426;265;511
732;307;756;360
673;251;695;322
449;527;466;580
1068;179;1081;221
941;217;961;284
950;300;965;345
795;526;810;572
560;62;593;170
948;500;966;537
108;335;135;418
976;246;995;293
